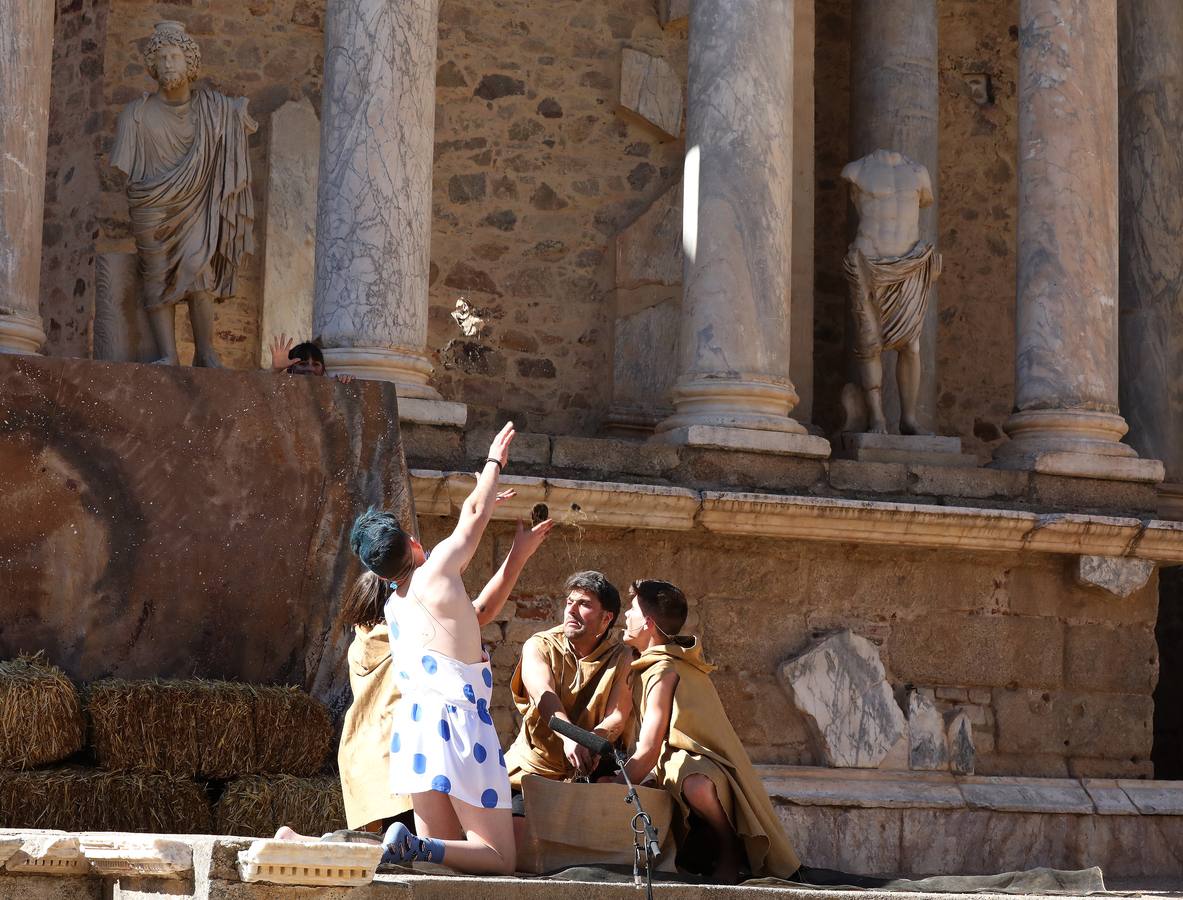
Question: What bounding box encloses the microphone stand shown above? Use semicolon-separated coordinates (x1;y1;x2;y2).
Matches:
611;746;659;900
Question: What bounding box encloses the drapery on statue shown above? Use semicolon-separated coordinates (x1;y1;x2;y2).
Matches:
110;21;256;367
841;149;942;435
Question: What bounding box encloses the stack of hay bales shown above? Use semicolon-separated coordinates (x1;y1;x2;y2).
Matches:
0;655;205;832
86;679;339;837
0;658;342;836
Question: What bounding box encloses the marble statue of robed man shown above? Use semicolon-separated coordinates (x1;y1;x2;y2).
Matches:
841;149;942;435
110;21;256;367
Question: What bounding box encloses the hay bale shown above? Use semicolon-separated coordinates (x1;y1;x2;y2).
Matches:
248;685;333;777
0;654;85;769
87;678;332;778
215;775;344;838
0;767;211;833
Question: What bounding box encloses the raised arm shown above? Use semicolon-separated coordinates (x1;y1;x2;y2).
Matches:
473;516;555;626
429;422;515;575
615;670;678;785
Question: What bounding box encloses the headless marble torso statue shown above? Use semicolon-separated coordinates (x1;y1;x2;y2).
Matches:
841;149;941;435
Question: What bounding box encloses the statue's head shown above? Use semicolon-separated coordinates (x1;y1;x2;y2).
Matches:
144;21;201;90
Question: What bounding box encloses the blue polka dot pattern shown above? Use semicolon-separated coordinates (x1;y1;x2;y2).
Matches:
422;655;438;675
481;788;499;809
413;754;427;775
411;703;421;721
432;775;452;794
391;732;401;753
482;668;493;688
399;671;409;681
477;698;493;725
439;719;451;741
390;619;400;639
463;683;476;703
498;749;506;768
474;743;487;763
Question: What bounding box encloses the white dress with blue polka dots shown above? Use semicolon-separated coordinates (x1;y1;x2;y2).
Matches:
384;597;511;811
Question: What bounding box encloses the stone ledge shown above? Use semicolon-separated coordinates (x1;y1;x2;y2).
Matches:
409;470;1183;562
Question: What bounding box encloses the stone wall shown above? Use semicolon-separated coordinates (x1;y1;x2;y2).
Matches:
423;513;1158;778
35;2;1036;449
41;0;110;357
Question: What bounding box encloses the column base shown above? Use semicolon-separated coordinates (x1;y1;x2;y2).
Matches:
654;424;831;458
993;409;1163;483
323;346;466;427
0;312;46;355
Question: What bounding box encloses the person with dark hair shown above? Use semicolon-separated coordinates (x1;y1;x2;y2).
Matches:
612;579;801;884
503;570;634;800
352;422;548;873
267;333;353;382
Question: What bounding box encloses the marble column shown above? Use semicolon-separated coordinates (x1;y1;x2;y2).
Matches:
313;0;465;426
849;0;939;433
654;0;829;457
1119;0;1183;514
995;0;1161;483
0;0;52;355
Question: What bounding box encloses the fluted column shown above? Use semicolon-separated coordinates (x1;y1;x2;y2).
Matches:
0;0;52;355
994;0;1162;483
1118;0;1183;514
849;0;939;433
313;0;464;426
655;0;828;457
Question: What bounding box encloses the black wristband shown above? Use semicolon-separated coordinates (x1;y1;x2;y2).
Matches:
485;457;503;471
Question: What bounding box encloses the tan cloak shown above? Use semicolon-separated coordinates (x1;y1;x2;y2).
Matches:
504;625;634;788
110;88;256;309
633;637;801;879
336;624;412;829
844;240;940;354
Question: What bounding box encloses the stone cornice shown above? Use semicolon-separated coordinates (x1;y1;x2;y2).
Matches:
410;470;1183;562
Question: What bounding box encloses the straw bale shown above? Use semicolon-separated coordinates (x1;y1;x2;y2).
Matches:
0;767;211;833
215;775;344;838
248;685;333;777
0;654;85;769
87;679;332;778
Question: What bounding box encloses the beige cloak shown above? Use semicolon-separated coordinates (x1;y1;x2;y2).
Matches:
504;625;634;788
633;637;801;879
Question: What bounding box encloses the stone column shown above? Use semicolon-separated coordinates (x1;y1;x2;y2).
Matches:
790;0;815;424
0;0;52;355
313;0;465;426
655;0;828;458
995;0;1162;482
849;0;939;432
1118;0;1183;515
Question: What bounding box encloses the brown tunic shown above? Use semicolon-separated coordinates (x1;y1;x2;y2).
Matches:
504;625;634;788
336;624;412;829
633;637;801;879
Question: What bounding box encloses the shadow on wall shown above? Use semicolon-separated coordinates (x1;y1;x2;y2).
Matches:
1153;565;1183;778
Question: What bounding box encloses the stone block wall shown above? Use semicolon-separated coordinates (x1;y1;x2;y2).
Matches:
41;0;110;357
40;0;1025;448
422;514;1158;778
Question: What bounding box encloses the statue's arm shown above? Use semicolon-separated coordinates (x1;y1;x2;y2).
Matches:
234;96;259;135
917;164;935;208
840;158;861;185
109;102;142;178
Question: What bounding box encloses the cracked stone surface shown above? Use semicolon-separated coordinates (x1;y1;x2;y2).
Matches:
907;690;949;771
1076;554;1155;598
779;631;905;768
619;48;683;139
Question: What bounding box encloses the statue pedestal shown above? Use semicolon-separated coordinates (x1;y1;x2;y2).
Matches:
839;433;977;468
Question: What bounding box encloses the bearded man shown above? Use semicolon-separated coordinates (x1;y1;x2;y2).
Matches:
504;571;635;804
110;21;256;367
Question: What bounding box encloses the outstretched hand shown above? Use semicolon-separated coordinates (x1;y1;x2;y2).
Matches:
487;421;515;468
510;516;555;561
269;333;294;370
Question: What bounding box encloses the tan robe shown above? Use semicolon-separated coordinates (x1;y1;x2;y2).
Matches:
504;625;634;788
633;637;801;879
336;624;412;829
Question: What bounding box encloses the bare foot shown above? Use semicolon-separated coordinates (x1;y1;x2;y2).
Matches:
193;350;224;368
899;417;933;437
150;355;180;366
274;825;313;841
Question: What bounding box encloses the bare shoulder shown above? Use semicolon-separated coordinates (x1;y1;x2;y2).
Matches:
840;158;862;183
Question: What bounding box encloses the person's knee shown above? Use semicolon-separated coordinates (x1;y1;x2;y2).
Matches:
682;774;717;810
491;851;516;876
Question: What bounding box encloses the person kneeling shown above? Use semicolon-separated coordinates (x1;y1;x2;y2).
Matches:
612;580;801;884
